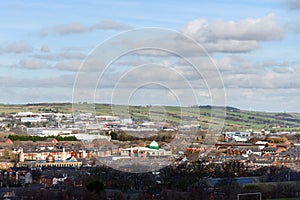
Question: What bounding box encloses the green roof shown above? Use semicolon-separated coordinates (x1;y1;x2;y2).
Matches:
149;140;159;149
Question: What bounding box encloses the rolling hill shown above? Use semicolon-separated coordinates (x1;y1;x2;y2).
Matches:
1;103;300;131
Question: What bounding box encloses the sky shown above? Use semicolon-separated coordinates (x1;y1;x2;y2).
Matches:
1;0;300;112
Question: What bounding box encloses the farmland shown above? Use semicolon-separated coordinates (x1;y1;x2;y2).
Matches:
1;103;300;131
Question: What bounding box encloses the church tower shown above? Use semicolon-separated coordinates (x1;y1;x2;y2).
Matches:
19;148;24;162
62;147;67;161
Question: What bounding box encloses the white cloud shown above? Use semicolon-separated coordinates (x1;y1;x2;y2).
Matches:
218;56;300;90
0;74;75;89
225;88;300;112
0;41;33;54
181;13;284;53
53;23;89;35
40;45;50;53
203;39;259;53
0;87;73;104
32;51;86;61
55;60;82;71
285;0;300;9
92;19;132;30
14;59;52;70
14;59;83;72
182;13;283;41
109;14;283;58
40;19;132;36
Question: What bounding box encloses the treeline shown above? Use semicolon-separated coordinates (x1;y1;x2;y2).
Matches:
7;135;77;142
113;130;175;142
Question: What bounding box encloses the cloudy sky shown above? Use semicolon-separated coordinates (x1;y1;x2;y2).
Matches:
1;0;300;112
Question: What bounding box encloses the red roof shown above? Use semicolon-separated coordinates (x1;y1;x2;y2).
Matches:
5;138;13;145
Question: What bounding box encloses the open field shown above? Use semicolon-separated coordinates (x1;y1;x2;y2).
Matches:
1;103;300;131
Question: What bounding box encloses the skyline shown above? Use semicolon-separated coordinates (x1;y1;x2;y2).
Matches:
1;1;300;112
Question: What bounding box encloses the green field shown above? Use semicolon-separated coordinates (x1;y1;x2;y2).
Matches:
1;103;300;131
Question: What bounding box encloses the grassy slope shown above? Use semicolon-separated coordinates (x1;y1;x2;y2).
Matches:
1;103;300;131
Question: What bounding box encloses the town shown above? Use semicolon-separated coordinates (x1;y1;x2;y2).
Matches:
1;105;300;199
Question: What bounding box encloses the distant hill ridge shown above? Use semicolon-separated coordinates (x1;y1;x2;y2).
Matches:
0;103;300;131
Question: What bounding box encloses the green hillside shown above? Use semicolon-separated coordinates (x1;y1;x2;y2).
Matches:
1;103;300;131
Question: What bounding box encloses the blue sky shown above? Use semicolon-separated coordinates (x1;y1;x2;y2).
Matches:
1;0;300;112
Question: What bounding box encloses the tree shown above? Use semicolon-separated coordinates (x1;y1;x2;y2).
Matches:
267;136;288;143
2;149;11;159
110;131;118;140
265;143;269;148
86;180;104;193
24;122;31;127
